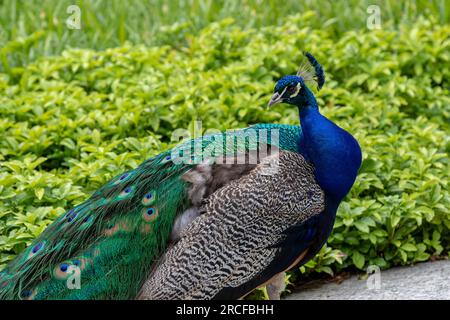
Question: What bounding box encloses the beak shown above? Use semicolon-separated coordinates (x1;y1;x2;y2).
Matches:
267;92;283;108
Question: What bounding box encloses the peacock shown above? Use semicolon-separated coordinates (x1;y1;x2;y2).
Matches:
0;52;361;300
139;53;362;300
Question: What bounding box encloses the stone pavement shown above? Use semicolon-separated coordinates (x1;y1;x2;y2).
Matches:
285;260;450;300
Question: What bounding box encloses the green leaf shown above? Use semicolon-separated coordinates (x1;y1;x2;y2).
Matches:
316;266;334;275
352;251;365;269
354;220;370;233
401;243;417;252
35;188;45;200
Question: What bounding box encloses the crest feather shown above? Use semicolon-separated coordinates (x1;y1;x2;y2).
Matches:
296;52;325;90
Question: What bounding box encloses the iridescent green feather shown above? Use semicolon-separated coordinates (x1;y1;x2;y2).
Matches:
0;124;301;300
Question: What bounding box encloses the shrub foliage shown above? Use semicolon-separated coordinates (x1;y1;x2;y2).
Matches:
0;14;449;281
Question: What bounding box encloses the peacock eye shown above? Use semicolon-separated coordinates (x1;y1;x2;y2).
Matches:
286;85;296;94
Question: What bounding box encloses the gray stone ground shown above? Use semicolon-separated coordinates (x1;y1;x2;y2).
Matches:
285;260;450;300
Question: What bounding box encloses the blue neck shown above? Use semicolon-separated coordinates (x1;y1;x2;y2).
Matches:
294;88;362;203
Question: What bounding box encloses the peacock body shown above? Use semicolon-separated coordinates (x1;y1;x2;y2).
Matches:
140;150;325;299
138;52;362;300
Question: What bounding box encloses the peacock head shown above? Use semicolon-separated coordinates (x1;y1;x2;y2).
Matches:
268;52;325;108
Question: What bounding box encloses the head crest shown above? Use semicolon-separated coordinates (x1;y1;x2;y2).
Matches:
296;52;325;90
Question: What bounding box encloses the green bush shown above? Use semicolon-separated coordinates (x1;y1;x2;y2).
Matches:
0;13;449;285
1;0;446;70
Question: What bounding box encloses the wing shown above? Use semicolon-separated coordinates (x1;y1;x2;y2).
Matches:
139;150;325;300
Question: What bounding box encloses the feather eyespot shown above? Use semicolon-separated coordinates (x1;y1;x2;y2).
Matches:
52;258;86;280
104;223;117;236
113;172;131;185
65;209;78;223
162;155;172;163
142;191;156;205
71;257;89;271
142;207;158;222
21;289;36;300
31;242;43;253
78;215;93;231
53;262;73;280
21;290;32;298
27;241;46;259
104;221;130;236
118;186;134;198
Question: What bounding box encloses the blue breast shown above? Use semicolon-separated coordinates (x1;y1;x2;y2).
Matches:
299;108;362;203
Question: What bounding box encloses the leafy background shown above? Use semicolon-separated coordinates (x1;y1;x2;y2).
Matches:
0;0;449;297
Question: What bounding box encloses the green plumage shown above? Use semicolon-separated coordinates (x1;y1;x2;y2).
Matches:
0;124;300;300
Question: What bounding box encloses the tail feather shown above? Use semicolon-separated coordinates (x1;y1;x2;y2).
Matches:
0;152;191;300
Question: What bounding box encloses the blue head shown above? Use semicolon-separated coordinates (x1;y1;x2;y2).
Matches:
268;75;313;108
268;52;325;110
268;53;362;203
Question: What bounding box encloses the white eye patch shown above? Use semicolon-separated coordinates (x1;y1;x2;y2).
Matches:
279;86;288;98
289;83;301;98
